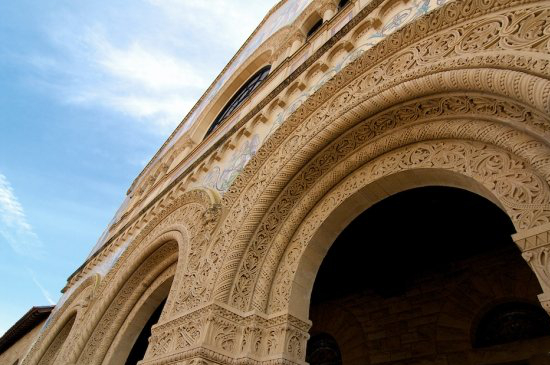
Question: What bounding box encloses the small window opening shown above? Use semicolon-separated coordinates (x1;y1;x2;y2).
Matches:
307;19;324;38
473;301;550;348
338;0;350;9
306;333;342;365
205;65;271;137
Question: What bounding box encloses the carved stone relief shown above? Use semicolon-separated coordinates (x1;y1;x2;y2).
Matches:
21;1;550;365
212;0;550;313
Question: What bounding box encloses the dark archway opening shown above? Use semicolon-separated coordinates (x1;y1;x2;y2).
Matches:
124;299;166;365
311;186;516;304
308;186;550;365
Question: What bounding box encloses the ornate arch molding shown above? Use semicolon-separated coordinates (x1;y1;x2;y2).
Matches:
264;132;549;317
204;0;550;314
103;263;177;365
70;189;221;364
23;274;100;365
214;87;550;311
72;239;179;364
23;189;222;365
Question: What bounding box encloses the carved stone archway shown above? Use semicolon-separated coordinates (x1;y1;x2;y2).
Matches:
19;1;550;365
191;1;550;363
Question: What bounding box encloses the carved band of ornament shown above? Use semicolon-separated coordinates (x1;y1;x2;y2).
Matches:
514;223;550;252
216;1;550;309
66;188;218;292
236;115;550;311
263;136;550;314
73;242;179;364
222;0;550;206
514;222;550;295
144;302;310;363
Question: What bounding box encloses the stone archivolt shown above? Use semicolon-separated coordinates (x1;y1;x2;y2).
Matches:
21;0;550;364
213;1;550;313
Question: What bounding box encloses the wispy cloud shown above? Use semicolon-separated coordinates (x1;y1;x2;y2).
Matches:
0;173;42;257
28;268;56;305
22;1;275;135
147;0;275;48
62;29;205;131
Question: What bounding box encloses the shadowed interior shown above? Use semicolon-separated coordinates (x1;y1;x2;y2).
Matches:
308;186;550;365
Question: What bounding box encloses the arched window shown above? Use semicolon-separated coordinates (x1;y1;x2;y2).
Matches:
205;65;271;137
473;301;550;348
306;333;342;365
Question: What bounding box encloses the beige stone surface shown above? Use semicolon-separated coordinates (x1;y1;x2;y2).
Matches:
18;0;550;364
0;319;46;365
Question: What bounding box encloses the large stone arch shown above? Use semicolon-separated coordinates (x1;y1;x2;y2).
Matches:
102;262;176;365
22;189;221;365
26;274;99;365
209;0;550;314
70;189;221;365
265;134;549;318
154;1;550;363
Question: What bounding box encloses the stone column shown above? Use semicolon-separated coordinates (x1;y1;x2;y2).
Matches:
140;303;311;365
514;222;550;314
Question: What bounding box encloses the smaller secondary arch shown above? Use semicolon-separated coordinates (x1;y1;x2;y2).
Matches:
102;264;176;365
36;313;77;365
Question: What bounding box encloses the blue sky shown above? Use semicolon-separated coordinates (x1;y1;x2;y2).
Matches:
0;0;276;335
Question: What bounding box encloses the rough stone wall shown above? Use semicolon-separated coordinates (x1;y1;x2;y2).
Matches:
310;248;550;365
0;320;46;365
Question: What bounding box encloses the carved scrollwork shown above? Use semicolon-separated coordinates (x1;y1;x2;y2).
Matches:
266;137;548;313
523;247;550;292
23;1;550;365
209;0;550;315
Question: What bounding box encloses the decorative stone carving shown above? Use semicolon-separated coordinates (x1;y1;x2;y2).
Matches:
21;1;550;365
514;223;550;313
141;303;310;365
209;0;550;316
265;136;549;314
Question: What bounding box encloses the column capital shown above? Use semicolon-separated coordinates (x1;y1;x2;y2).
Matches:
141;302;311;365
514;223;550;314
513;222;550;252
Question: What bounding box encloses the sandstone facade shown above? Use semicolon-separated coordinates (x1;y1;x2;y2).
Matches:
18;0;550;364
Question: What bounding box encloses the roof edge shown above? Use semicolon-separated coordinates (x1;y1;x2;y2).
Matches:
0;306;54;355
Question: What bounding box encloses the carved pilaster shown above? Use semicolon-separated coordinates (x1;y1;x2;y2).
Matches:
288;27;306;55
318;0;339;22
141;302;311;365
514;223;550;314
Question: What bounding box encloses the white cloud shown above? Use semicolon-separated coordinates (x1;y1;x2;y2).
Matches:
50;29;207;134
28;268;56;305
147;0;275;48
0;173;42;257
92;37;206;92
23;1;275;135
